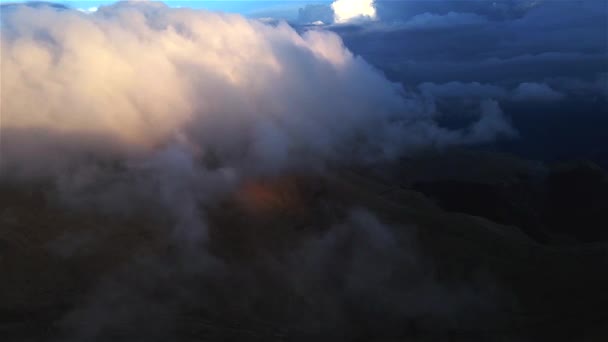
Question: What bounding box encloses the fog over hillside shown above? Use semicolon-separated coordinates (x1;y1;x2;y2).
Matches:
1;1;607;341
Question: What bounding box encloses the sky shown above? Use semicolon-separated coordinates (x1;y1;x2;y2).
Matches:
0;0;333;18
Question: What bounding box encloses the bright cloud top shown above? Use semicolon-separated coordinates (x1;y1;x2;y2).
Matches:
331;0;377;23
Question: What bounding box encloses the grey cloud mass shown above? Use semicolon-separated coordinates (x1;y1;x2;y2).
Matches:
325;0;606;86
512;82;565;102
304;0;606;163
419;82;508;101
384;11;488;32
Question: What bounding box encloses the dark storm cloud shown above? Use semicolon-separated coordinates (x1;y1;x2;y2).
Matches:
546;73;608;100
512;82;564;102
388;11;488;31
296;0;543;25
419;82;508;101
374;0;543;22
320;0;606;93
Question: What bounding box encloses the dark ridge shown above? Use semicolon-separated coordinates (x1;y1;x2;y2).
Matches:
413;161;608;243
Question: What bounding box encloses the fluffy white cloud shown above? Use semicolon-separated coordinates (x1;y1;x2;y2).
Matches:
331;0;377;24
77;7;98;14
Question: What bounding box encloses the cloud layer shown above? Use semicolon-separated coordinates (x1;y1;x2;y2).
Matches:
1;1;512;181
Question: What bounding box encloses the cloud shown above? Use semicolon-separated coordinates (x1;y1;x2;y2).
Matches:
0;1;70;11
330;0;606;91
418;82;508;100
349;11;488;34
0;4;514;338
77;7;98;14
298;0;378;25
298;4;333;24
58;206;501;340
332;0;377;24
382;52;606;86
397;11;488;31
545;73;608;98
0;3;517;265
468;100;518;142
0;1;512;183
373;0;543;23
512;82;565;102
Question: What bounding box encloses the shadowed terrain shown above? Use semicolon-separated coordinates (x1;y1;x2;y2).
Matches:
1;150;607;341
